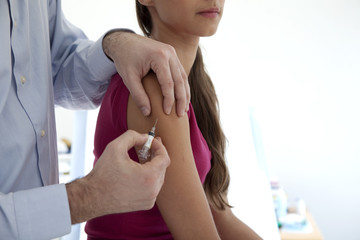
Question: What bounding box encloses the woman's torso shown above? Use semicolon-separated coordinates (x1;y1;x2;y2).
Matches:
85;74;211;240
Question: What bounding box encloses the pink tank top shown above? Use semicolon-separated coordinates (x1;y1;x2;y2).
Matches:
85;74;211;239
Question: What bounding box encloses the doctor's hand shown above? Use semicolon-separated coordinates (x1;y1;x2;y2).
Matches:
103;30;190;117
66;130;170;224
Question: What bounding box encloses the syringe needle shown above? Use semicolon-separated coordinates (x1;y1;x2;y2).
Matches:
150;118;158;133
154;118;158;127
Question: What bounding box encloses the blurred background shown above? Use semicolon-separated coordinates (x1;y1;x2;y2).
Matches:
57;1;360;239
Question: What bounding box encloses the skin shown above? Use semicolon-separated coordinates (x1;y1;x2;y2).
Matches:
127;0;263;239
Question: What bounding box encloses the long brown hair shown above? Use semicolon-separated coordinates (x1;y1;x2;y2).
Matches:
136;2;230;210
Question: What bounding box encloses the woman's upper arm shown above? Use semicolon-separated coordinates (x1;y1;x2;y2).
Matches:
127;73;220;240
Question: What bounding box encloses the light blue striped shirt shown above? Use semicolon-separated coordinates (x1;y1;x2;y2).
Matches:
0;0;116;239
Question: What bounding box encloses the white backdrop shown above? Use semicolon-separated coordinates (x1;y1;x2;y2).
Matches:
60;1;360;240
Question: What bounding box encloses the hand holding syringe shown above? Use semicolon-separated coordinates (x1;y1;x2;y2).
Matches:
138;119;158;163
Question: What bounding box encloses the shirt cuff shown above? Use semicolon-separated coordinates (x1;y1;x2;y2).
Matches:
13;184;71;240
87;35;117;82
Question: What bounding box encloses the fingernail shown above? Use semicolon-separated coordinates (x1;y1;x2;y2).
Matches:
141;107;150;116
165;106;171;115
178;110;184;117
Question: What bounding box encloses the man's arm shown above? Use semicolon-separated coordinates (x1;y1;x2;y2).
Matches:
50;1;190;115
48;0;116;109
0;185;71;239
0;131;169;239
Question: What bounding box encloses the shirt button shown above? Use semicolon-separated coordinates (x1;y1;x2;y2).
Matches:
20;76;26;84
41;130;46;137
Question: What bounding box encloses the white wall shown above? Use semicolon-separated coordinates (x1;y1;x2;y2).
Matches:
205;1;360;239
210;1;360;240
61;1;360;239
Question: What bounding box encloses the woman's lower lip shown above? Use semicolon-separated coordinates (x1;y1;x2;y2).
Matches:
198;12;219;18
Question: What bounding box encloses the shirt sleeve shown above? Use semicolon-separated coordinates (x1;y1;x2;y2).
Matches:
49;0;116;110
0;184;71;240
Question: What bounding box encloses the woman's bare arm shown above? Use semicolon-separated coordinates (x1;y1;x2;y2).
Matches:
127;73;220;240
210;200;263;240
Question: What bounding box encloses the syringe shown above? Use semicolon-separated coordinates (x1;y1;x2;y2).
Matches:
138;119;158;163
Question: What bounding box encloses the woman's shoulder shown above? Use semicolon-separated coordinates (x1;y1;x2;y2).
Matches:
127;71;190;143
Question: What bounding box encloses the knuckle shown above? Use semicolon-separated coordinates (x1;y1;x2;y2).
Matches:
157;44;176;59
124;129;136;139
128;89;142;99
182;71;188;83
164;78;174;88
173;74;182;84
161;86;175;99
106;140;116;150
156;48;169;59
144;200;156;211
126;129;136;135
163;156;171;166
167;45;177;55
144;174;160;191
